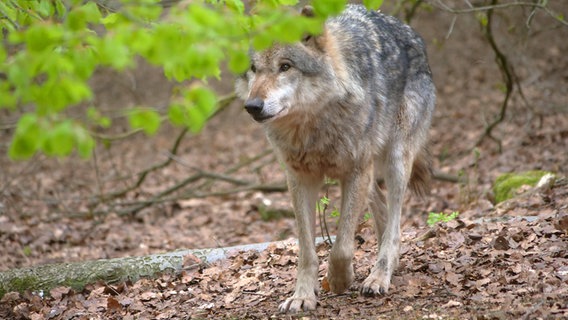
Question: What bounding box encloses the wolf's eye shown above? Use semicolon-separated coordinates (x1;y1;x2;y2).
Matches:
250;64;257;73
279;63;291;72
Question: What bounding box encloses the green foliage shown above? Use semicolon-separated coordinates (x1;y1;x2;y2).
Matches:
493;171;552;204
0;0;340;160
316;195;330;213
312;0;347;17
363;0;385;10
8;114;94;159
317;195;340;218
128;108;161;135
168;86;217;133
427;211;459;227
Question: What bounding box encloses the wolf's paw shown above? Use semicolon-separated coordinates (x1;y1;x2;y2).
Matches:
360;271;391;296
327;261;354;294
278;295;317;313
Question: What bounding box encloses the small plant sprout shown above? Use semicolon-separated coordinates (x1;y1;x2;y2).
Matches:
427;211;460;227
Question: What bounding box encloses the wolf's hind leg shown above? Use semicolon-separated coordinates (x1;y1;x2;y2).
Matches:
361;148;410;296
369;181;388;245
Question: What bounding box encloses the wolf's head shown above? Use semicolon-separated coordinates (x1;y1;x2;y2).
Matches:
235;8;346;123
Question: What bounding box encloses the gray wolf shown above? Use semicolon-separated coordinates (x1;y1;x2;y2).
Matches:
236;4;435;313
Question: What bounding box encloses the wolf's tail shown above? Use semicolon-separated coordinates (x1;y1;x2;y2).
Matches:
409;147;432;197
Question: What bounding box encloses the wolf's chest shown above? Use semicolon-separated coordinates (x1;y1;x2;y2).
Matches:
267;119;361;178
284;149;343;177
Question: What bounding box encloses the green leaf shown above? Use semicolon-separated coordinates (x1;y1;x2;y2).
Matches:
128;108;161;135
312;0;346;18
33;76;92;114
38;0;54;17
54;0;67;18
186;87;217;116
43;121;75;157
330;207;340;218
74;125;95;158
188;4;220;28
24;24;64;52
228;48;250;74
252;31;274;51
0;2;17;31
66;2;102;31
0;82;18;109
167;103;186;127
270;16;309;43
278;0;299;5
226;0;245;14
186;87;217;132
363;0;384;10
97;35;133;70
168;87;217;132
87;107;111;128
186;106;207;133
126;1;162;21
101;13;120;27
9;114;42;159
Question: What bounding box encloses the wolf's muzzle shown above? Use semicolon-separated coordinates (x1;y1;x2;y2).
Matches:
244;98;268;122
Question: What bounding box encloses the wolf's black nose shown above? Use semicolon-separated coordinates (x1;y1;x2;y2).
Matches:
244;98;264;117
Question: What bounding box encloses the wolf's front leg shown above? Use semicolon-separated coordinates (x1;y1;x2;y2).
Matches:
278;173;321;313
327;165;373;294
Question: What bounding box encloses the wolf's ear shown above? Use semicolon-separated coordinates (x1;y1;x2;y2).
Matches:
300;5;315;43
300;5;315;18
299;5;325;51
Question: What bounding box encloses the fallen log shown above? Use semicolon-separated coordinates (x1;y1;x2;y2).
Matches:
0;237;333;299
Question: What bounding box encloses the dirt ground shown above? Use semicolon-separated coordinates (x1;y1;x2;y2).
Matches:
1;3;567;320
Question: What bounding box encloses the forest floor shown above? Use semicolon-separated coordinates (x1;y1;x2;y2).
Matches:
1;4;568;320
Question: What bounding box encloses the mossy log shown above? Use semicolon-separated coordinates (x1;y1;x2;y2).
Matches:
493;171;554;203
0;237;333;299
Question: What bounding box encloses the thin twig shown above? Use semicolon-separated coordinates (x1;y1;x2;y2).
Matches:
96;93;237;200
432;0;568;26
116;149;277;215
318;187;334;245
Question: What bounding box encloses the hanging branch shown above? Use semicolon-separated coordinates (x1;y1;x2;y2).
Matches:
433;0;557;152
473;0;515;152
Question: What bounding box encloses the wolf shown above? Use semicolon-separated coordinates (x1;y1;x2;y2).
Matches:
236;4;435;313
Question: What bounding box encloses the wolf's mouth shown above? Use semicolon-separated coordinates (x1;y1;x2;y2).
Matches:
252;107;288;123
252;114;273;123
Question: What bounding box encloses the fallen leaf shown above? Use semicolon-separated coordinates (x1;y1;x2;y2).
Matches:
139;291;158;301
321;276;330;292
107;296;122;312
403;305;414;312
493;236;510;250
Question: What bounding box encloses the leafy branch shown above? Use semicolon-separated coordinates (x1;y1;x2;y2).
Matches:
0;0;335;159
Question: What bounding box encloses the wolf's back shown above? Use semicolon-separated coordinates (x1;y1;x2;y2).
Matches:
328;5;433;102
